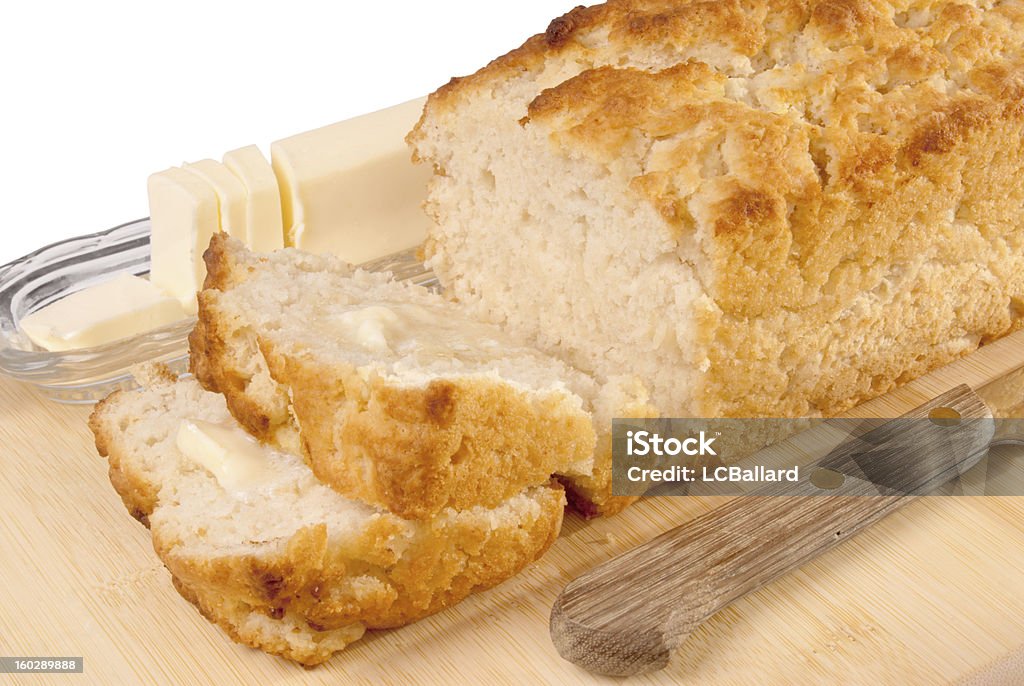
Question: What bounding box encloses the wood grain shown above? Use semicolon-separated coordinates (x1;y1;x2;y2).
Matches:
1;334;1024;684
550;386;995;675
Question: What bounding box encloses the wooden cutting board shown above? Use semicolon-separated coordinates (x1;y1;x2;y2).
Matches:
2;333;1024;685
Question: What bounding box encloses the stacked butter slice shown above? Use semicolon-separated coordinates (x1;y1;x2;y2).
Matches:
147;98;431;316
148;147;284;315
90;234;655;665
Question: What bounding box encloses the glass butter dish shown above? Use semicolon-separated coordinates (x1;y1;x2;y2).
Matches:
0;219;193;403
0;219;434;404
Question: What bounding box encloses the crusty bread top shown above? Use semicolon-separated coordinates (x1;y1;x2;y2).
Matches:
409;0;1024;418
410;0;1024;322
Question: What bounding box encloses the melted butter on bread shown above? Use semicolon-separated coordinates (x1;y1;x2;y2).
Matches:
176;419;277;499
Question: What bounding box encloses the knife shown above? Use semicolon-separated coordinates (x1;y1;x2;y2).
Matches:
550;377;1024;676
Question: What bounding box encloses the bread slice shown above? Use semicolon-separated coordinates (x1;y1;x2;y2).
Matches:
190;233;655;518
89;365;564;665
408;0;1024;420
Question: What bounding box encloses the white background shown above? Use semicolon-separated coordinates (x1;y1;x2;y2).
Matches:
0;0;578;264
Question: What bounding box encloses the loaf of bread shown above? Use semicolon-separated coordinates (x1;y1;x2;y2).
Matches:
190;233;655;517
409;0;1024;419
89;365;564;665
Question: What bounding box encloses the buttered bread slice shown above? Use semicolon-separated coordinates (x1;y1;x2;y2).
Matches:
89;366;564;665
191;234;654;518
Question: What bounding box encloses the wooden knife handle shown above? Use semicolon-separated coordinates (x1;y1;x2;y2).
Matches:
550;385;993;676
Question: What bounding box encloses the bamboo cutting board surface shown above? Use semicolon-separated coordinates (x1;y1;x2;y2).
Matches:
2;333;1024;685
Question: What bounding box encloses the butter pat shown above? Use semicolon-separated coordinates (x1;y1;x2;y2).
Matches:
335;305;405;354
184;159;248;240
271;97;431;264
148;167;219;313
332;303;496;372
19;274;186;351
176;419;276;498
223;145;284;252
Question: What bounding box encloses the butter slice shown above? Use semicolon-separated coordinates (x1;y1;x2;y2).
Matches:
176;419;276;499
184;159;248;240
271;97;431;264
335;305;404;354
148;167;219;314
19;273;186;351
223;145;284;252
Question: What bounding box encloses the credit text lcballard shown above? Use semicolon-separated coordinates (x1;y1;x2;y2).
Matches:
624;430;800;484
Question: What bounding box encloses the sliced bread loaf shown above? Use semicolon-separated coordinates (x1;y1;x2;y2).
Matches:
408;0;1024;420
89;365;564;665
190;234;655;518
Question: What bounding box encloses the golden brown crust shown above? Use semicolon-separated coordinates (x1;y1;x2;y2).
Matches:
201;231;257;292
408;0;774;148
191;234;595;520
558;384;657;518
89;377;567;664
170;574;365;666
90;389;156;525
157;485;564;633
411;0;1024;419
263;340;591;520
189;295;289;445
413;0;736;123
190;234;295;446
